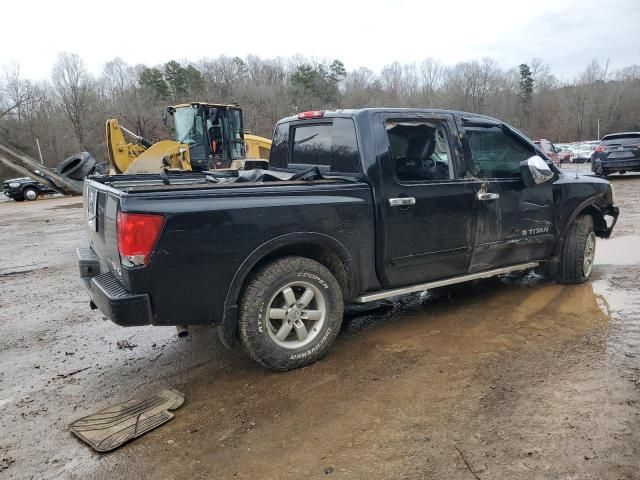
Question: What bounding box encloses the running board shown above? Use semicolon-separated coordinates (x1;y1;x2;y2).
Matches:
353;261;539;303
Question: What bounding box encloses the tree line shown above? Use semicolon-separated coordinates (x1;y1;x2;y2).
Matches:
1;52;639;180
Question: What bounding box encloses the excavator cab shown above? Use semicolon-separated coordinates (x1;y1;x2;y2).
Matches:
104;101;270;174
168;103;246;170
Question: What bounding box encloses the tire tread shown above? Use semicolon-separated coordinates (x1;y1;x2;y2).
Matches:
558;214;594;284
238;256;343;371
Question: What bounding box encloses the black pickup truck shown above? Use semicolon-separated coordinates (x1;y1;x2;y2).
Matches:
78;108;619;370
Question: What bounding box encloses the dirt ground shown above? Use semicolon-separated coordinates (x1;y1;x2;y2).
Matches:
1;168;639;480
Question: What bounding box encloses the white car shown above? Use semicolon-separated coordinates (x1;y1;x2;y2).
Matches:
568;143;595;163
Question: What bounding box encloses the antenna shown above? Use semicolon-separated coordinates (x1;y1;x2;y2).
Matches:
575;119;583;179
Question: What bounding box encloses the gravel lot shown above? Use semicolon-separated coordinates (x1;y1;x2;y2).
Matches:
1;169;639;479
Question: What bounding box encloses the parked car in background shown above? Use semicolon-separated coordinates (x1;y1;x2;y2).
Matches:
592;132;640;176
2;177;58;201
568;143;595;163
533;139;567;165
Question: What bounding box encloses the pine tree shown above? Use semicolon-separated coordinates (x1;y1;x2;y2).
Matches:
518;63;534;128
163;60;187;101
139;67;169;100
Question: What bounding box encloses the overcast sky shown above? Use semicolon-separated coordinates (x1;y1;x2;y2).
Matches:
1;0;638;81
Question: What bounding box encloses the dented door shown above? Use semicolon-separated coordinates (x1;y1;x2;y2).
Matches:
462;125;555;272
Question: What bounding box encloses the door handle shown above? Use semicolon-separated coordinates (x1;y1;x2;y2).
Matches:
477;192;499;201
389;197;416;207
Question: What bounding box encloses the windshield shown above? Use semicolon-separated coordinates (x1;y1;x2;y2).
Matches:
173;107;205;145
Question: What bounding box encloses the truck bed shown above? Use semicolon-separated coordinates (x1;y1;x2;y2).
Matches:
82;171;378;328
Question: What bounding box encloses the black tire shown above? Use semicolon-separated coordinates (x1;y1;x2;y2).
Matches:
57;152;96;180
557;214;595;284
22;187;38;201
239;256;344;371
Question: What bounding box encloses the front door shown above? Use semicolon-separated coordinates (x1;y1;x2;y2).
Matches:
375;113;476;287
461;124;555;271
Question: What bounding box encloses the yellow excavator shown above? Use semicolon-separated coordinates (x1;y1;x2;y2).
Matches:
106;102;272;174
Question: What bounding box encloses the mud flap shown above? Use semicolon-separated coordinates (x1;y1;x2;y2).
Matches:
70;389;184;452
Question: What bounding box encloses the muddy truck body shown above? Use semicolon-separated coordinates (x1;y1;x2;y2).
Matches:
78;108;619;370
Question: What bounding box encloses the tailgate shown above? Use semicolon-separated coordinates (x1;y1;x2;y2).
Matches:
84;180;123;278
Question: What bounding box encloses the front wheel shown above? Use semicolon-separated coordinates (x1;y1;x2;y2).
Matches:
22;188;38;201
557;214;596;284
239;256;344;371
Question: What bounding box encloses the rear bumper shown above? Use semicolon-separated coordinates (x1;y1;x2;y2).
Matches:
593;158;640;173
77;247;153;326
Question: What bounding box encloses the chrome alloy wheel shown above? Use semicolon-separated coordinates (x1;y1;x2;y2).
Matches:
583;231;596;277
266;281;327;349
24;189;37;200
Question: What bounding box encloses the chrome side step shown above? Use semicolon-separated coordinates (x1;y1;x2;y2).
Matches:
352;261;539;303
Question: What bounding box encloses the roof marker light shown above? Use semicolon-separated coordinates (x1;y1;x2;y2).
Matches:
298;110;325;120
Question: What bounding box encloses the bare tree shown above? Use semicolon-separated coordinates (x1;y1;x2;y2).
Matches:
52;53;93;148
0;63;38;120
419;58;443;107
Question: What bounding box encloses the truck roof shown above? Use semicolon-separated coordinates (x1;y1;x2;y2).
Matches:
277;107;501;124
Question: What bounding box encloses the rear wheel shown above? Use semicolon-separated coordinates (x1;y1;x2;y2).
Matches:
239;256;343;371
22;187;38;201
557;214;596;284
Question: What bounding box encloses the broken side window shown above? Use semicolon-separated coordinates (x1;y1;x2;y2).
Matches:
385;120;452;182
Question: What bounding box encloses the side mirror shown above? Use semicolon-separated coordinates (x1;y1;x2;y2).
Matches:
520;155;554;187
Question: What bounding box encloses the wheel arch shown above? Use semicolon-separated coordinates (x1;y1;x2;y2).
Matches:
21;185;39;199
563;200;608;239
553;198;607;261
217;232;355;349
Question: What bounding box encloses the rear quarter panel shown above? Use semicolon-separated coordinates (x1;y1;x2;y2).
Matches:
120;182;376;325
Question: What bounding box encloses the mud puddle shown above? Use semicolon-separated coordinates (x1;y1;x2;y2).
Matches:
78;275;631;480
595;235;640;265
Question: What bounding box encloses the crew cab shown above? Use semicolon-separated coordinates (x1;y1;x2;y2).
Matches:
77;108;619;371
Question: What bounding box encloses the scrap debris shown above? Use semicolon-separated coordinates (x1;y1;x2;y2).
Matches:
70;389;184;452
56;367;91;379
116;340;137;350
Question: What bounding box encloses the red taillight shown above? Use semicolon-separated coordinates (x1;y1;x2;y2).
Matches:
297;110;325;119
595;146;605;153
117;212;165;267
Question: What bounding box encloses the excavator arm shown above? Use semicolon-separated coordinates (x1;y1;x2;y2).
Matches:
105;119;191;174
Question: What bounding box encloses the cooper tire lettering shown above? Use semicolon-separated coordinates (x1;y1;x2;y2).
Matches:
238;256;343;371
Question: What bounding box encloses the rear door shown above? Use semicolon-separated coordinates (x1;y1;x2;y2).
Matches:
374;113;476;287
460;123;555;271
